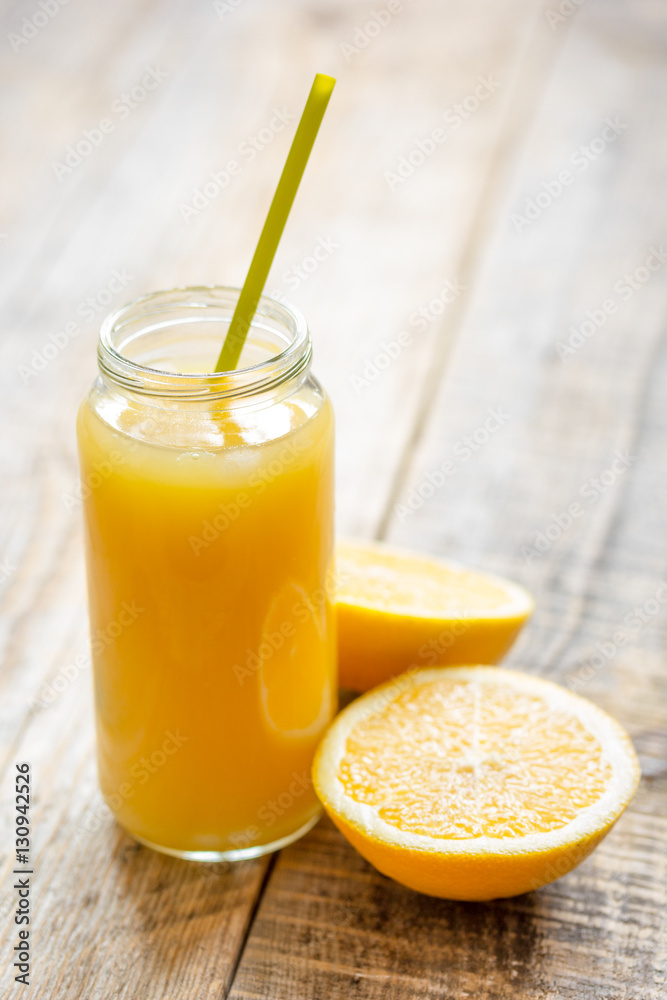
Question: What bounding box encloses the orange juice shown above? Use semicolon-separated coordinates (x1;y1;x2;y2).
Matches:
77;288;336;859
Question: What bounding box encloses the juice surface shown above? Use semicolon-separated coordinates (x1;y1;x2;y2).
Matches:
77;381;336;855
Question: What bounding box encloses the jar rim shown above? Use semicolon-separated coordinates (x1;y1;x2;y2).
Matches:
98;285;311;400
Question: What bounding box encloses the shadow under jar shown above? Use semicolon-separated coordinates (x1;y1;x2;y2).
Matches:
77;286;336;860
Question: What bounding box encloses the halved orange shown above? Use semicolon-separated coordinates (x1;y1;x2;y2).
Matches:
313;666;640;900
336;540;534;690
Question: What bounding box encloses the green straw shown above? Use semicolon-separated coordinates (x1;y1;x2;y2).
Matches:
214;73;336;372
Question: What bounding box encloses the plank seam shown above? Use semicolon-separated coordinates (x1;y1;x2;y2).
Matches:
375;1;574;540
224;852;279;1000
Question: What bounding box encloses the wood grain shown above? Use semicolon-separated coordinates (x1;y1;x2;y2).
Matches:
0;0;665;997
228;0;667;997
229;813;666;1000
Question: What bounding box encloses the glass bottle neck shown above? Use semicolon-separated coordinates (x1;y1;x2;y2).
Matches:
97;285;312;404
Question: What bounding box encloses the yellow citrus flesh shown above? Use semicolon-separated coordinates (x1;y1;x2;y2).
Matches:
336;540;534;690
313;667;640;900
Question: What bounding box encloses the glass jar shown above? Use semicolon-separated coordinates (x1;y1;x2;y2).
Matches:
77;286;336;860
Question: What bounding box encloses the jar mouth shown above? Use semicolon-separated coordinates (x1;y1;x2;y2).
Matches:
98;285;311;400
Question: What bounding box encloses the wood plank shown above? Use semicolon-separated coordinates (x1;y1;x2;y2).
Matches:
2;0;664;997
229;813;666;1000
229;2;667;998
0;0;547;537
0;0;544;564
2;0;548;993
0;2;277;997
0;525;271;999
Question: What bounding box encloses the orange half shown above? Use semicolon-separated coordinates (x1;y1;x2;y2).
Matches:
313;666;640;900
336;540;534;690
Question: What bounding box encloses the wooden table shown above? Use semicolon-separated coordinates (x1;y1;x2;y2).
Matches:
1;0;666;996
